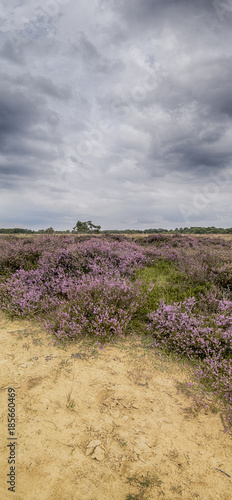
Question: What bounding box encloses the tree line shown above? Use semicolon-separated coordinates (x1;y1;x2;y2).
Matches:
1;223;232;235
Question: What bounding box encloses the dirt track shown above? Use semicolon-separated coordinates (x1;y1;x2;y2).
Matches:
0;313;232;500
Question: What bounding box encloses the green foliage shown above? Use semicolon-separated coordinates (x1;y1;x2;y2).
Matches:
0;228;35;234
72;220;101;234
131;259;212;323
134;261;186;311
144;226;232;234
0;250;40;278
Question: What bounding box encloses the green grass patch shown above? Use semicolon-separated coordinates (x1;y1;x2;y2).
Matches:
132;259;212;322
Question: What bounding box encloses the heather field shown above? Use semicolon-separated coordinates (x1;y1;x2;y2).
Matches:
0;232;232;430
1;233;232;498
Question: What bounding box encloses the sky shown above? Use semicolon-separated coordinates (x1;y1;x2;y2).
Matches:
0;0;232;231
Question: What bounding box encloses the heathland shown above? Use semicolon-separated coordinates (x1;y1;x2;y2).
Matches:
0;233;231;499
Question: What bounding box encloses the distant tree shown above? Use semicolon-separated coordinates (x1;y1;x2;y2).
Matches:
0;228;35;234
72;221;88;233
72;221;101;234
44;227;54;234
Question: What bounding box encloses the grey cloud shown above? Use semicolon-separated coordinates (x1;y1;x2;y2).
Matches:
0;0;232;230
72;32;124;76
109;0;227;28
0;85;60;140
185;58;232;118
167;145;231;171
0;88;39;135
34;76;73;100
8;73;72;109
77;32;99;61
0;80;63;190
0;163;41;179
0;38;25;64
207;86;232;118
0;160;55;190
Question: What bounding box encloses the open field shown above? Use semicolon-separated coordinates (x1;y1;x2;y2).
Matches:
0;233;232;498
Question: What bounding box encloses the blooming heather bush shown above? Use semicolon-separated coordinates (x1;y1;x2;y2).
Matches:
77;238;148;276
144;233;202;249
0;234;78;278
0;237;150;342
0;243;40;278
36;238;149;278
44;275;145;342
0;267;76;316
196;357;232;410
148;297;232;358
147;296;232;418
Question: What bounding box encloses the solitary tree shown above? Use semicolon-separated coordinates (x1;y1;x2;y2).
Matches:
72;221;101;234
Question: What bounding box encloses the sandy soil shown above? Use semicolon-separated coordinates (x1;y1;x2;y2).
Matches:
0;312;232;500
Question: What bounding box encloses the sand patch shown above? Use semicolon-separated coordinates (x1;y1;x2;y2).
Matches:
0;313;231;499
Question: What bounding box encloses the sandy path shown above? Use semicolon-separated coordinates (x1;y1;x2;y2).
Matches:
0;312;232;500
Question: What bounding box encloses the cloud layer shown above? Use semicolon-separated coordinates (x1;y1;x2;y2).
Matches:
0;0;232;230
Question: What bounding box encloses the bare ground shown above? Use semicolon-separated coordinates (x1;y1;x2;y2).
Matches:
0;312;232;500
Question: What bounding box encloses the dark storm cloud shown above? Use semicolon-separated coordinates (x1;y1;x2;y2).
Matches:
206;83;232;119
109;0;227;27
181;57;232;119
0;154;58;193
166;144;231;171
0;84;60;140
0;161;44;179
0;79;63;189
0;87;39;135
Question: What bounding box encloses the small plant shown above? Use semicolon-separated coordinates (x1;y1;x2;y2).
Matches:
66;392;75;411
118;439;127;447
126;471;162;499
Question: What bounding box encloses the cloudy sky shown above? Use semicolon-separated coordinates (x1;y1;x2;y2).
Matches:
0;0;232;230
